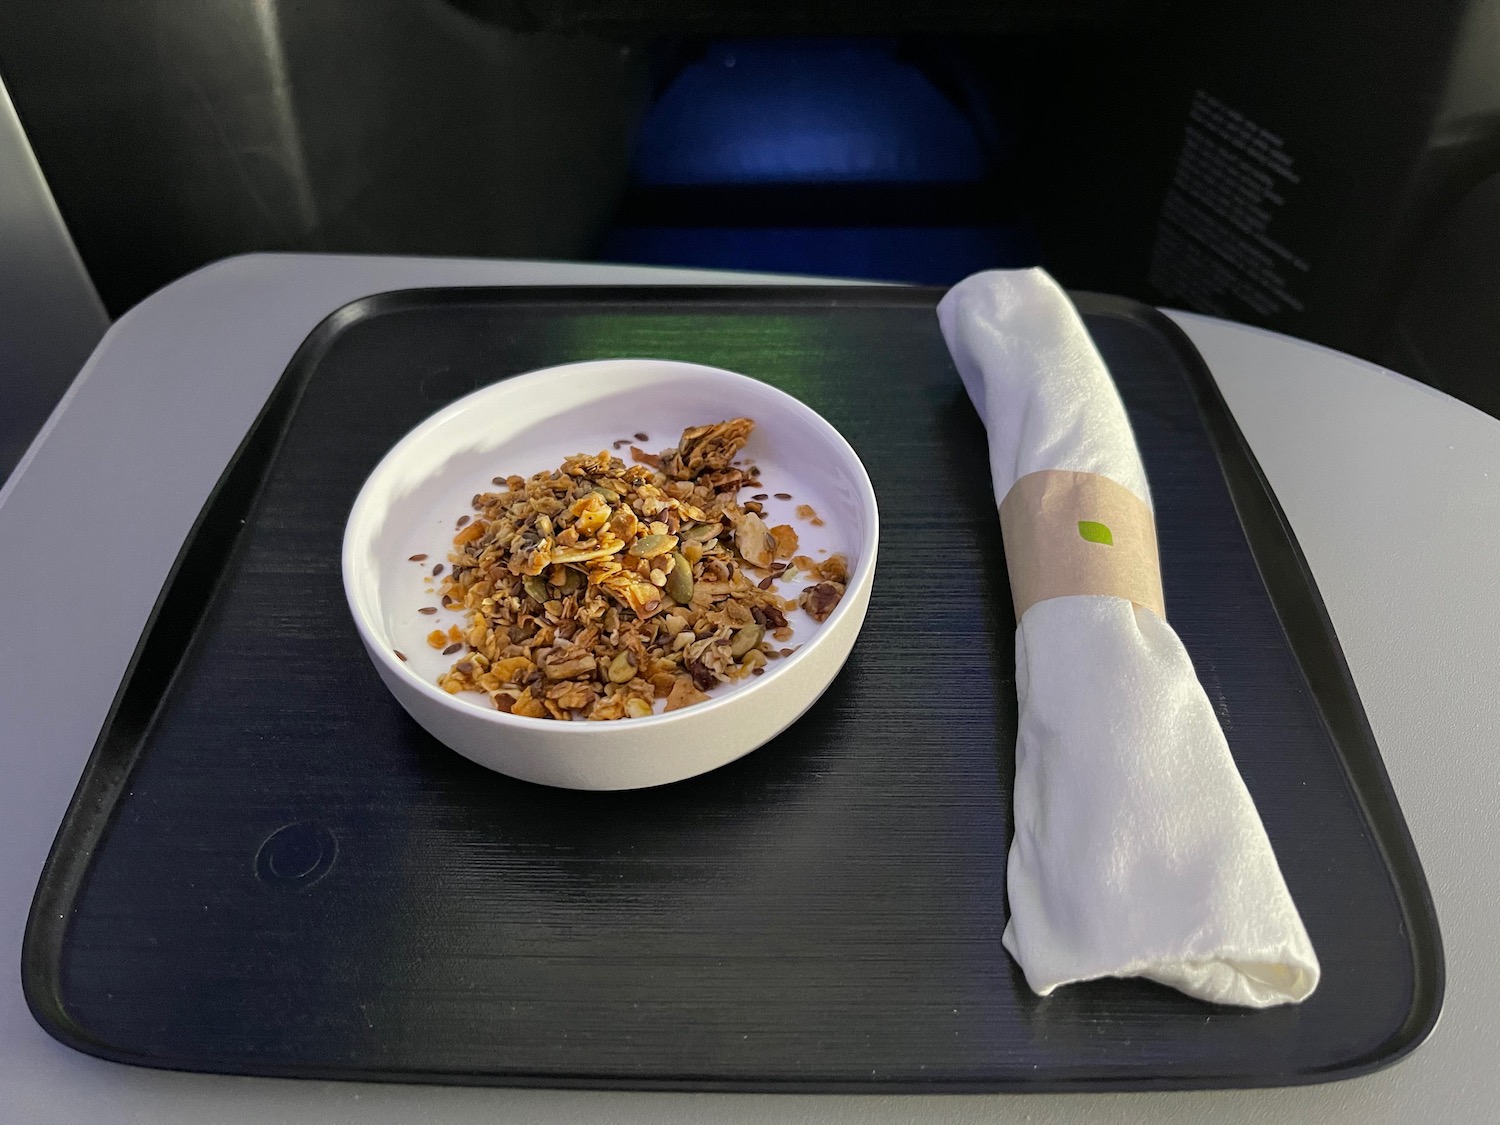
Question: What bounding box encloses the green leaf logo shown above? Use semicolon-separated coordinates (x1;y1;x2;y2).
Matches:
1078;520;1114;546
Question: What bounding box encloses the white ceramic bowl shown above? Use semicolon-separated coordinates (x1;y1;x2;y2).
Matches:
342;358;879;790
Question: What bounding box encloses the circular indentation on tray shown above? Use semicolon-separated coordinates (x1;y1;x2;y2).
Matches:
255;822;338;888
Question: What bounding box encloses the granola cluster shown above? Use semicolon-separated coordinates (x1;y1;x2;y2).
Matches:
426;419;847;720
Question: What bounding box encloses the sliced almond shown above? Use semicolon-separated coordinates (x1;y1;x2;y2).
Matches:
734;510;775;569
550;540;626;564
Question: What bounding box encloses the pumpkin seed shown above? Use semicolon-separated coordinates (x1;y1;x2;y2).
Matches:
681;521;723;542
730;622;765;658
591;486;619;503
522;574;548;603
559;567;584;595
607;650;638;683
665;551;693;604
628;533;678;558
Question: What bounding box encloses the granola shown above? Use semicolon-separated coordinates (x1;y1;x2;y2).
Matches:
427;419;842;721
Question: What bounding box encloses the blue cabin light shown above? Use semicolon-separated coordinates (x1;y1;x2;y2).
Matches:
633;40;990;187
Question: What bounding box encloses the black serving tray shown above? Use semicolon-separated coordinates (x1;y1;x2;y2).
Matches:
24;287;1442;1091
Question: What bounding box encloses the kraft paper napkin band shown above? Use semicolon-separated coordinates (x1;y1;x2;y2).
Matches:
999;469;1166;621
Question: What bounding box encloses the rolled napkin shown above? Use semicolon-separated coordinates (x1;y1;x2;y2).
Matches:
938;268;1319;1008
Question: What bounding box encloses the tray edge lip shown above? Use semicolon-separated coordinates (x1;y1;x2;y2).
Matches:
19;291;384;1059
21;282;1444;1090
1080;294;1446;1074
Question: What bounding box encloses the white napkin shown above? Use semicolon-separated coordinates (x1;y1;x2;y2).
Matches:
938;268;1320;1008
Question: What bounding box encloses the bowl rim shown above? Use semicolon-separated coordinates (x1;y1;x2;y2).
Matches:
341;357;880;732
